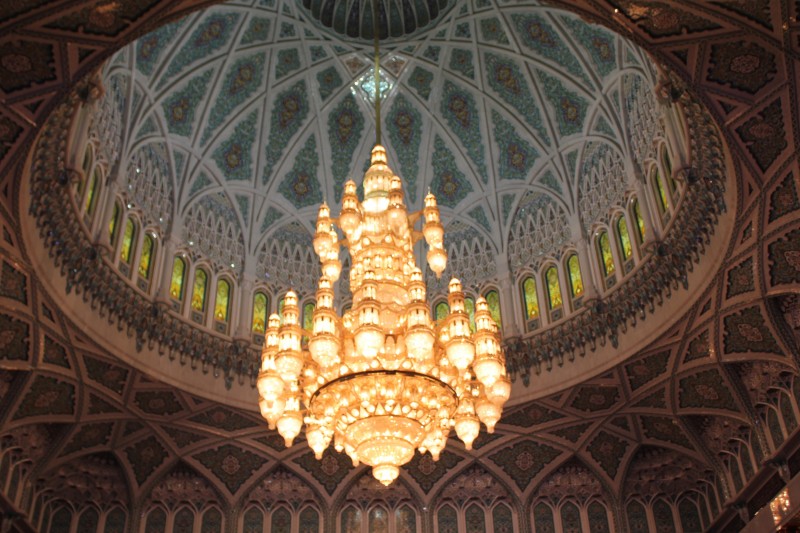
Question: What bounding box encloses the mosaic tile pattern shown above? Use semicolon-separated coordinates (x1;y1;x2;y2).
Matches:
386;94;422;202
537;70;588;137
194;444;268;494
263;81;309;184
429;135;474;207
510;13;590;85
278;135;321;209
212;110;258;182
492;110;538;181
440;80;488;183
489;439;561;490
327;95;365;201
161;69;214;138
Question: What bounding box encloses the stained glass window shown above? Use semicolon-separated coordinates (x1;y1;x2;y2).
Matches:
587;501;610;533
662;148;676;192
435;301;449;322
49;507;72;533
170;257;186;301
76;508;99;533
278;296;286;324
200;508;222;533
598;231;615;277
271;507;291;533
252;292;269;333
533;502;555;533
485;290;502;330
652;166;669;212
85;168;100;216
242;507;263;533
626;501;648;533
465;296;476;332
492;503;513;533
632;199;646;244
138;234;155;279
108;202;120;246
465;503;485;533
437;505;457;533
191;269;208;312
303;302;315;333
120;218;136;264
369;507;389;533
214;279;231;322
103;507;126;533
341;506;361;533
617;216;633;260
566;254;583;298
395;505;416;533
299;507;319;533
560;502;582;533
545;266;562;310
652;500;676;533
174;508;195;533
522;277;539;320
144;509;166;533
678;499;703;533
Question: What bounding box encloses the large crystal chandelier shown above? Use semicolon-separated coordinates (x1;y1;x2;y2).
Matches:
256;12;509;486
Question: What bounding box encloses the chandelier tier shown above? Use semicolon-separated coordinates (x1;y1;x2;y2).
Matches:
257;145;510;486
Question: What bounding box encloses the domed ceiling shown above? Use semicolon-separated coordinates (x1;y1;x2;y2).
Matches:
101;0;657;290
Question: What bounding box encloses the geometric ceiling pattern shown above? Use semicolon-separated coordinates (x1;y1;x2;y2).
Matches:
2;1;800;532
98;0;655;275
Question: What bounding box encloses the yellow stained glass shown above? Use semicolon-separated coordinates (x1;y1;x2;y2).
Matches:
108;203;120;245
214;279;230;322
653;167;669;212
191;269;208;312
435;301;449;322
545;266;562;309
138;234;155;279
252;292;268;333
632;199;646;243
617;217;633;260
464;297;476;333
523;277;539;320
169;256;186;301
599;231;615;276
120;218;136;264
85;168;100;216
485;290;502;330
567;254;583;298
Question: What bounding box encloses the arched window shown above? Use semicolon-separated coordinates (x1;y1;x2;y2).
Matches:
119;218;137;265
435;301;450;323
49;506;72;533
560;502;581;533
299;507;320;533
108;202;121;246
662;147;676;192
533;502;554;533
191;269;208;314
464;296;476;332
104;507;127;533
437;505;457;533
242;507;264;533
465;503;485;533
271;507;291;533
174;507;195;532
169;256;186;301
395;505;416;533
341;506;362;533
597;231;615;280
76;508;99;532
214;279;231;323
544;266;562;311
303;302;316;333
626;501;648;533
84;167;101;217
587;501;611;533
566;254;583;299
522;277;539;325
144;508;166;533
678;499;703;533
631;199;646;244
138;233;156;280
492;503;513;532
617;216;633;262
278;296;286;323
651;165;669;213
652;499;676;532
369;506;389;532
201;507;223;533
484;290;502;330
252;292;269;334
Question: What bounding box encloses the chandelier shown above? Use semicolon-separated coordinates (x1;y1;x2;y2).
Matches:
256;11;509;486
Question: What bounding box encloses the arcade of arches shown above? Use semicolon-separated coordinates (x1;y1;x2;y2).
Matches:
1;1;800;532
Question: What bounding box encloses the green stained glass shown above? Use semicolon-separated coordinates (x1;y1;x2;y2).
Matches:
214;279;231;322
85;168;100;216
465;297;476;333
170;257;186;301
653;167;669;212
485;290;502;330
120;218;136;264
395;505;416;533
303;302;315;332
252;292;268;333
545;266;562;309
617;216;633;260
567;254;583;298
138;234;155;279
523;277;539;320
271;508;291;533
191;269;208;312
632;199;645;243
435;301;449;322
598;231;615;276
108;203;120;245
278;297;285;324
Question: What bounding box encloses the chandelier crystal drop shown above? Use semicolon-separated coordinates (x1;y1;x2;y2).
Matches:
257;146;510;486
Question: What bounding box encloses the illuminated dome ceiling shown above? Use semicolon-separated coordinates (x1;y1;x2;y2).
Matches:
102;0;659;292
